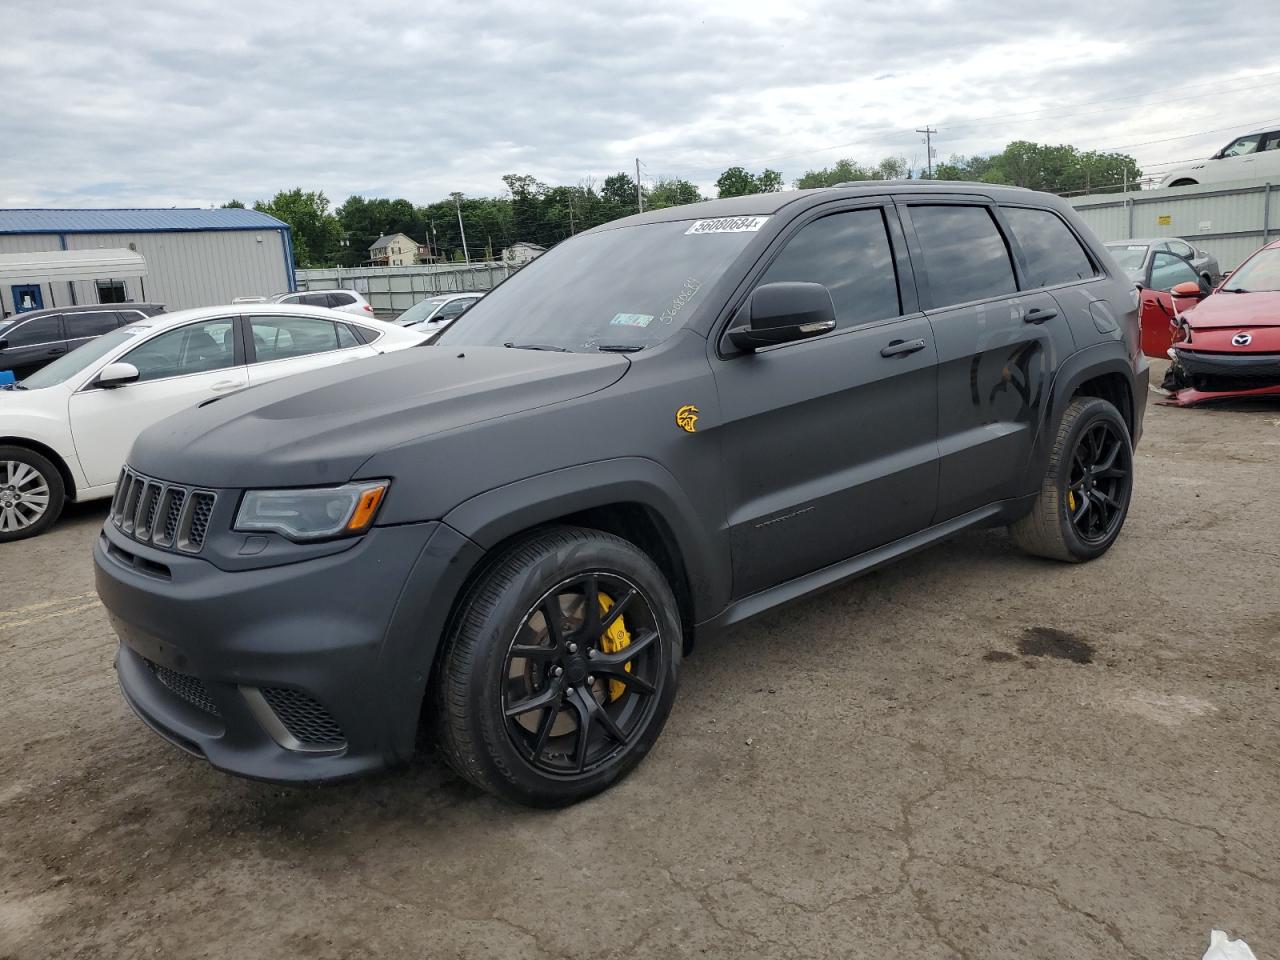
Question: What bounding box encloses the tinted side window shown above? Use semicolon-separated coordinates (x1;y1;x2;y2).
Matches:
1150;252;1200;292
122;319;237;382
759;209;901;330
909;205;1017;307
249;316;350;361
66;310;123;339
300;293;331;308
327;292;356;307
5;316;63;346
1002;207;1097;288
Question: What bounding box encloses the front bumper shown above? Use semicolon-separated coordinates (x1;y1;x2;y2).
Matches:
96;518;482;782
1165;348;1280;406
1173;348;1280;383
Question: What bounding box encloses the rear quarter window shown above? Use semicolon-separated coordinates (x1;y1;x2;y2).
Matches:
1001;207;1097;287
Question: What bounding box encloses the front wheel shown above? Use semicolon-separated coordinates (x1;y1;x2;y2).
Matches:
0;446;65;542
1010;397;1134;562
433;526;681;806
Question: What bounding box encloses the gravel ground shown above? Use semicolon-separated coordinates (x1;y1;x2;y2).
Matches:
2;385;1278;960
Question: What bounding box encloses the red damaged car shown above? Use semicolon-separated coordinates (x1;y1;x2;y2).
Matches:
1161;239;1280;406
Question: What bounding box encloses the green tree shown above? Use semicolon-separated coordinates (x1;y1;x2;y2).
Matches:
933;141;1141;194
221;199;245;208
756;168;784;193
715;166;757;197
253;189;342;267
647;177;703;210
602;172;641;210
794;156;909;188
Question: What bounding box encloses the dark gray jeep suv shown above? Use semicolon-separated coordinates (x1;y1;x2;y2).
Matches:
96;183;1147;806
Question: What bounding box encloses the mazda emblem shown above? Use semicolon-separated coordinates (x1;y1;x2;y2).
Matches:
1232;332;1252;347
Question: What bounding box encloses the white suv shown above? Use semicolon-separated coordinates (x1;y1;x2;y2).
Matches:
0;304;423;540
1158;128;1280;188
273;289;376;318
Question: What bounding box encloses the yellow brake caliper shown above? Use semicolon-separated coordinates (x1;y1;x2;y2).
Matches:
597;593;632;701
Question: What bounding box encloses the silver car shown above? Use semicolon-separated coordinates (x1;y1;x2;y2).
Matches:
1104;238;1220;287
392;292;484;332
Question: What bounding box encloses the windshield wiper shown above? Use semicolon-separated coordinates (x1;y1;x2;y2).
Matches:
503;341;571;352
0;382;27;390
595;344;645;353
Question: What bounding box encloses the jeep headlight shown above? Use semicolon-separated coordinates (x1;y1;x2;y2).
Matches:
235;480;389;540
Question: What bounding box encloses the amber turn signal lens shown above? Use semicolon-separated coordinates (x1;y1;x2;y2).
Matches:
346;484;387;532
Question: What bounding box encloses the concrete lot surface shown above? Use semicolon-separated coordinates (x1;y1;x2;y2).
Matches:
2;393;1278;959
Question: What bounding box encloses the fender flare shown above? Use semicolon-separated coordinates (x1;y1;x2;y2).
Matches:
1021;342;1137;491
443;456;727;624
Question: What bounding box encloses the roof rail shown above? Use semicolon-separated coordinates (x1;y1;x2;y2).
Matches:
831;179;1030;190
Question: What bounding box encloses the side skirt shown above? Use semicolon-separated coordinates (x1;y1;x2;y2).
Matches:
696;501;1017;637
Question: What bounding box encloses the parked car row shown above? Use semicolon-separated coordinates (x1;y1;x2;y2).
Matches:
0;304;424;539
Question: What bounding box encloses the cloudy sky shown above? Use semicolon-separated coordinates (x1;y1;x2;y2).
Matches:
3;0;1278;208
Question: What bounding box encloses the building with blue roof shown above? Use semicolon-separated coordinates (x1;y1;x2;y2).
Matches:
0;208;296;316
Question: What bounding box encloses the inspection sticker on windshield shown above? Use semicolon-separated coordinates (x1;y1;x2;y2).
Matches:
685;216;770;235
610;313;654;328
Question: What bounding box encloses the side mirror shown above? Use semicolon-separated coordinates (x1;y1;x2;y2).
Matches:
0;338;8;351
729;282;837;352
1170;281;1206;300
94;361;140;389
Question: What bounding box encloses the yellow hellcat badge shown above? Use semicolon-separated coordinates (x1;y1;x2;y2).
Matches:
675;404;699;433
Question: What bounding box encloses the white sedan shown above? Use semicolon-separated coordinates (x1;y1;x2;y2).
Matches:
0;304;424;541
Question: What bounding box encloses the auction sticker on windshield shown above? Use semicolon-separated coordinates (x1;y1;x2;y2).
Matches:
685;216;770;235
611;313;654;327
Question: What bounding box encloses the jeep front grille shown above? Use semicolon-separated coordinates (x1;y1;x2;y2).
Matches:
111;468;217;554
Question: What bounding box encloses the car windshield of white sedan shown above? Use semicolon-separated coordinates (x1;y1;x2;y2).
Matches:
396;297;450;325
435;219;762;352
1222;248;1280;293
1106;244;1148;273
19;326;147;389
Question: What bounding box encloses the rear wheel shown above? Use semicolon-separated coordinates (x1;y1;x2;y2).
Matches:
0;446;64;542
1010;397;1133;562
434;526;681;806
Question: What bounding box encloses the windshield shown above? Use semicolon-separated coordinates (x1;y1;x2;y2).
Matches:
1222;247;1280;293
436;219;761;351
20;326;144;389
395;297;450;326
1106;243;1148;274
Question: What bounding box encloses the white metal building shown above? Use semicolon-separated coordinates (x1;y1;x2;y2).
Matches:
0;208;296;316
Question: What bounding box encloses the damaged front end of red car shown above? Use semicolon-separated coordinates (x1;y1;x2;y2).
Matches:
1159;256;1280;406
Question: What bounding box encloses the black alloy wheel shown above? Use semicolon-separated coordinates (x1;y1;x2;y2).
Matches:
502;572;666;777
1065;420;1131;545
434;526;681;806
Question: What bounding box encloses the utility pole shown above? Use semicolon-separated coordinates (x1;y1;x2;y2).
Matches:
636;158;644;213
452;193;470;264
569;195;576;235
916;127;937;179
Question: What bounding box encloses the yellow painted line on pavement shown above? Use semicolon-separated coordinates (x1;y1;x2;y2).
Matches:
0;595;102;630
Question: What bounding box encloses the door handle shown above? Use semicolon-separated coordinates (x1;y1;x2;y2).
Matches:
1023;307;1058;324
880;338;927;358
210;380;241;392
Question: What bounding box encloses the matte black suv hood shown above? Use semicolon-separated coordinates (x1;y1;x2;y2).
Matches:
129;347;629;488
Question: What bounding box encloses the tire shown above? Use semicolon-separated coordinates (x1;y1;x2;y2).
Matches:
0;445;65;542
434;525;682;806
1009;397;1134;563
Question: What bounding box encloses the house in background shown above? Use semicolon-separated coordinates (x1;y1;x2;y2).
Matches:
369;233;432;267
501;241;546;266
